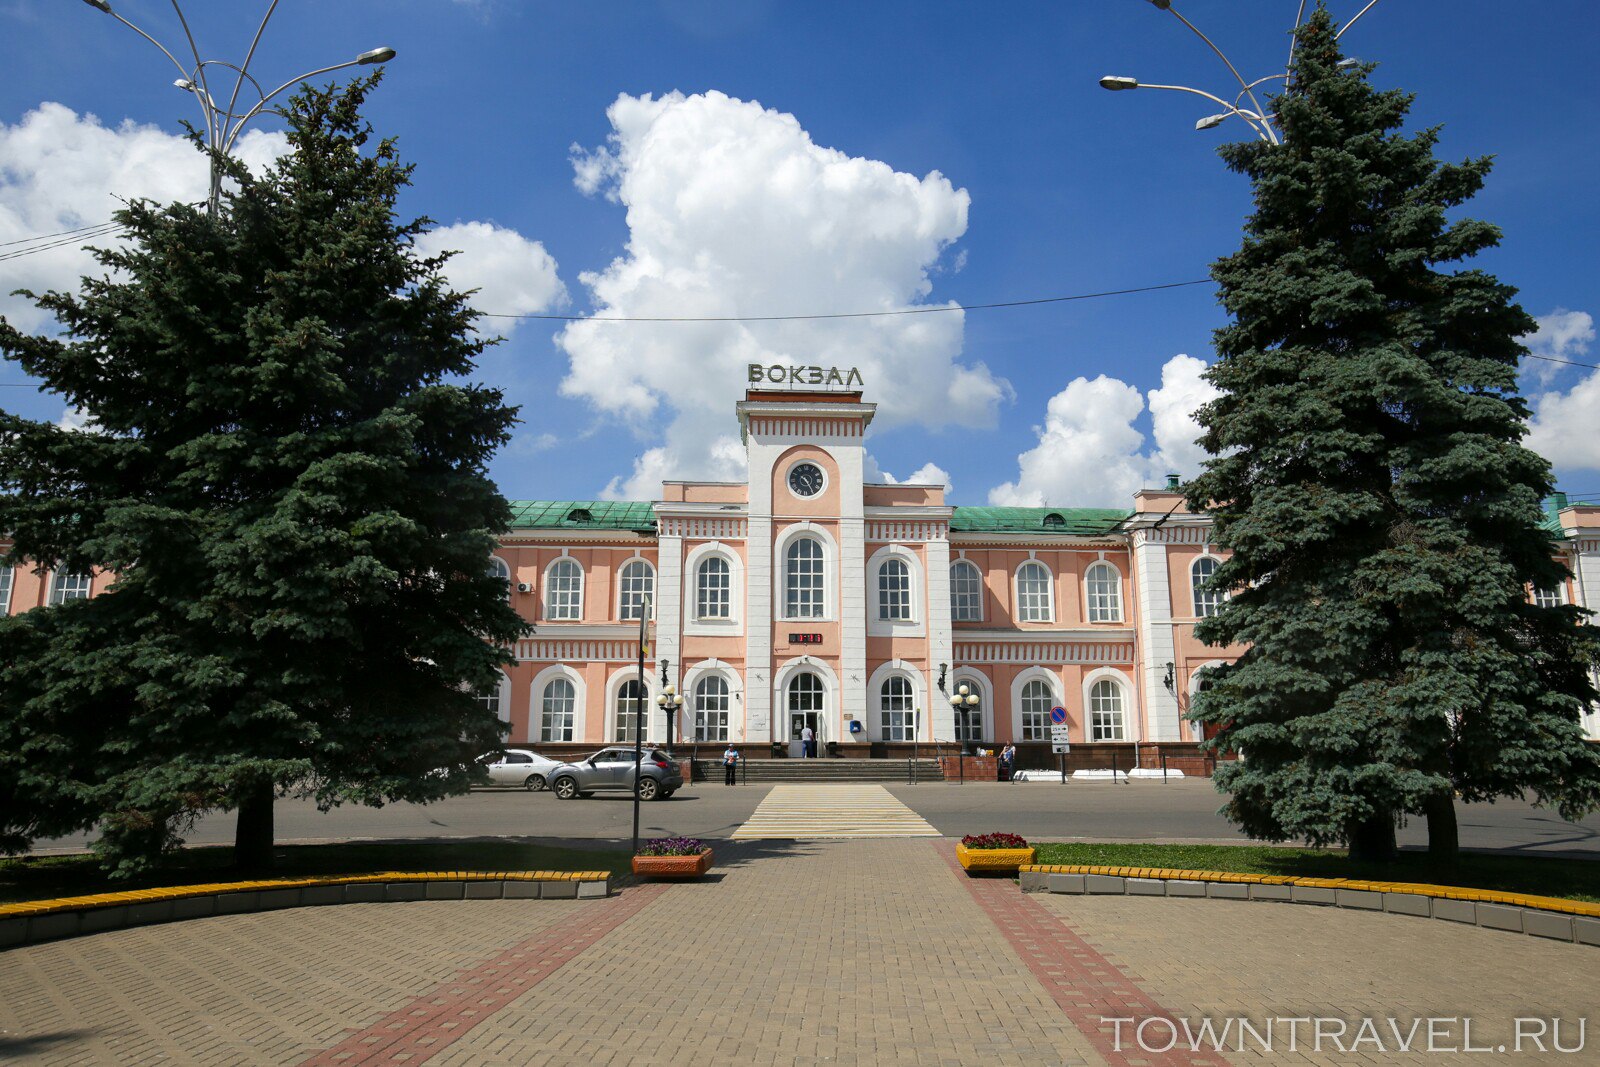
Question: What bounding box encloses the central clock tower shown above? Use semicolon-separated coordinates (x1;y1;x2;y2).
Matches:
736;389;875;744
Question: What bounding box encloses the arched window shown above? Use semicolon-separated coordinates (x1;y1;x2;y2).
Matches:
877;558;911;621
1085;562;1122;623
694;675;730;742
1192;556;1222;618
615;678;643;742
0;565;12;616
880;676;915;741
1090;679;1126;741
487;556;511;598
540;678;576;741
1020;679;1052;740
48;571;91;606
618;560;654;621
696;556;731;620
785;537;825;618
952;677;985;743
545;559;583;620
950;560;982;622
1016;561;1053;622
787;671;824;738
1532;584;1565;609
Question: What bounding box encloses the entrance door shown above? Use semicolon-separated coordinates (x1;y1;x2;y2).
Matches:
787;672;824;757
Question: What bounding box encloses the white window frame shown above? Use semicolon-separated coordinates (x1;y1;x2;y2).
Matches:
475;671;511;726
0;564;12;616
543;557;584;621
1019;679;1053;741
683;658;745;742
1010;667;1061;743
614;677;646;742
531;664;586;742
1191;555;1223;618
539;677;577;742
879;675;916;742
949;671;990;743
1532;583;1567;609
693;674;731;742
696;556;732;620
1084;561;1123;623
48;570;92;606
616;557;655;622
867;544;925;637
950;559;983;623
488;555;512;600
1088;678;1127;741
683;542;744;636
1014;560;1054;623
774;523;837;622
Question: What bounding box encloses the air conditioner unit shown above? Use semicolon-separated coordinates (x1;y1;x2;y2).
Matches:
516;582;533;594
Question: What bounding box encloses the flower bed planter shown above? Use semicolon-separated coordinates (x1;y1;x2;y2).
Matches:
956;833;1035;874
631;849;713;878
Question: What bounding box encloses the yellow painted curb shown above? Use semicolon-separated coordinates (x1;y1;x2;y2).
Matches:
1018;864;1600;919
0;870;613;919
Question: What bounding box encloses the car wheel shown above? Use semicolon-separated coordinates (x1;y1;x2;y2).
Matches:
660;788;676;799
636;777;660;802
524;773;546;792
552;776;578;800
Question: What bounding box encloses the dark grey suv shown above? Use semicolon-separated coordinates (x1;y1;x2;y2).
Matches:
548;747;684;801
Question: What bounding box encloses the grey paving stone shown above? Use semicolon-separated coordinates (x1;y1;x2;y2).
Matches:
0;917;28;947
1432;897;1476;923
1047;873;1086;894
1126;878;1165;896
127;900;176;926
1382;893;1431;917
256;889;302;911
171;896;217;920
425;881;466;901
384;882;427;902
215;891;259;914
1574;916;1600;946
1335;888;1382;910
1166;880;1207;897
1522;910;1575;942
1248;883;1291;901
504;881;543;899
577;880;609;899
1290;885;1336;905
1476;903;1524;933
465;881;505;900
27;913;81;943
300;885;345;907
1085;874;1125;894
1207;882;1249;900
1018;870;1048;892
80;905;131;932
344;883;385;903
543;881;579;899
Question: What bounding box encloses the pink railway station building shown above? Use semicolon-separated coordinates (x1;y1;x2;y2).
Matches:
6;376;1599;770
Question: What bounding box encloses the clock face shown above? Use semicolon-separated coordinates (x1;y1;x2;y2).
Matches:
788;462;825;498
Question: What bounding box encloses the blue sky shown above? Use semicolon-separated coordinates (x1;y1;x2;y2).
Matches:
2;1;1597;506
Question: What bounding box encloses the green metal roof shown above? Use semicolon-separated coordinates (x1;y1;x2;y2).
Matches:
506;500;656;533
949;506;1130;536
1541;494;1569;540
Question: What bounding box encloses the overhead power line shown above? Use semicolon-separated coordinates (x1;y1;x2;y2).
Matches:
0;220;129;249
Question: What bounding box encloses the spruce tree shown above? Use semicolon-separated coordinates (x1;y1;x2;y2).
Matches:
1186;6;1600;861
0;76;527;874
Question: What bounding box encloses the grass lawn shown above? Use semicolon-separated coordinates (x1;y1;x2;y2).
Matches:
0;840;631;905
1031;842;1600;904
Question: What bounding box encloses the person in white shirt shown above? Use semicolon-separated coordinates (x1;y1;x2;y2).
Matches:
801;724;816;758
723;744;739;785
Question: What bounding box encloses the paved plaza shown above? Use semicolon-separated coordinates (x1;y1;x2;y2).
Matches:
3;837;1595;1066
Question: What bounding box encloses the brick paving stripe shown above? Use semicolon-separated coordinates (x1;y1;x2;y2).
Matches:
730;783;941;838
297;884;667;1066
943;843;1230;1067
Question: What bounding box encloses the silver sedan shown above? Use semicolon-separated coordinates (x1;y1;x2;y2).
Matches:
548;747;684;801
482;749;563;791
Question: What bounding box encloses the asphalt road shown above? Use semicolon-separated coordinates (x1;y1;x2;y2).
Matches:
31;778;1600;856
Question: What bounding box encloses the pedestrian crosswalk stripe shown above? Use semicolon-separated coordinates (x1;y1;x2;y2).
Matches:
731;784;940;839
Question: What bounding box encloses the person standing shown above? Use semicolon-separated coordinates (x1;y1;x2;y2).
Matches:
723;743;740;785
999;743;1017;782
801;723;816;758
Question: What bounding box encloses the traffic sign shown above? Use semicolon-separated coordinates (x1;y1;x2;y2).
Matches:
1049;705;1068;725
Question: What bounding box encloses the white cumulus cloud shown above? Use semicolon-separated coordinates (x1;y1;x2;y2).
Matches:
0;103;286;334
1521;308;1594;386
867;457;953;495
1525;309;1600;471
988;354;1220;507
413;221;566;336
559;90;1006;501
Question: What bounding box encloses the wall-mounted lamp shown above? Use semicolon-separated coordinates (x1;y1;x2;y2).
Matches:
1162;662;1176;694
937;663;949;691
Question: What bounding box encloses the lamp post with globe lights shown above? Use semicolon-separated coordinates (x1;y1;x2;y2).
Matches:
948;683;980;757
656;663;684;750
79;0;396;214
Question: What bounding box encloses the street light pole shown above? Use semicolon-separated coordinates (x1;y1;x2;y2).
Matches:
79;0;395;215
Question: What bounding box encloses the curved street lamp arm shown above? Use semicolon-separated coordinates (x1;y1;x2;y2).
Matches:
1287;0;1308;78
167;2;217;143
1232;73;1287;110
1161;5;1271;133
224;0;282;138
1337;0;1382;40
223;59;359;155
196;60;271;117
1138;83;1274;142
105;12;213;143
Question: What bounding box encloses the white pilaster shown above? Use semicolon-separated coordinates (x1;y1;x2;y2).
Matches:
926;535;954;742
654;530;683;743
1575;539;1600;740
838;446;867;734
746;514;773;744
1133;531;1182;740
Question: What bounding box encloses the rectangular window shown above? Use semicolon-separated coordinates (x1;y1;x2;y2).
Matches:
1020;681;1052;741
619;564;653;621
1532;585;1565;609
785;541;824;619
950;564;982;622
49;572;91;606
1085;566;1122;623
0;566;11;616
546;563;582;621
877;560;912;621
1017;564;1052;623
697;559;731;620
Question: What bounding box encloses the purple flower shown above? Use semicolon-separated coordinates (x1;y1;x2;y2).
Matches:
637;836;706;856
